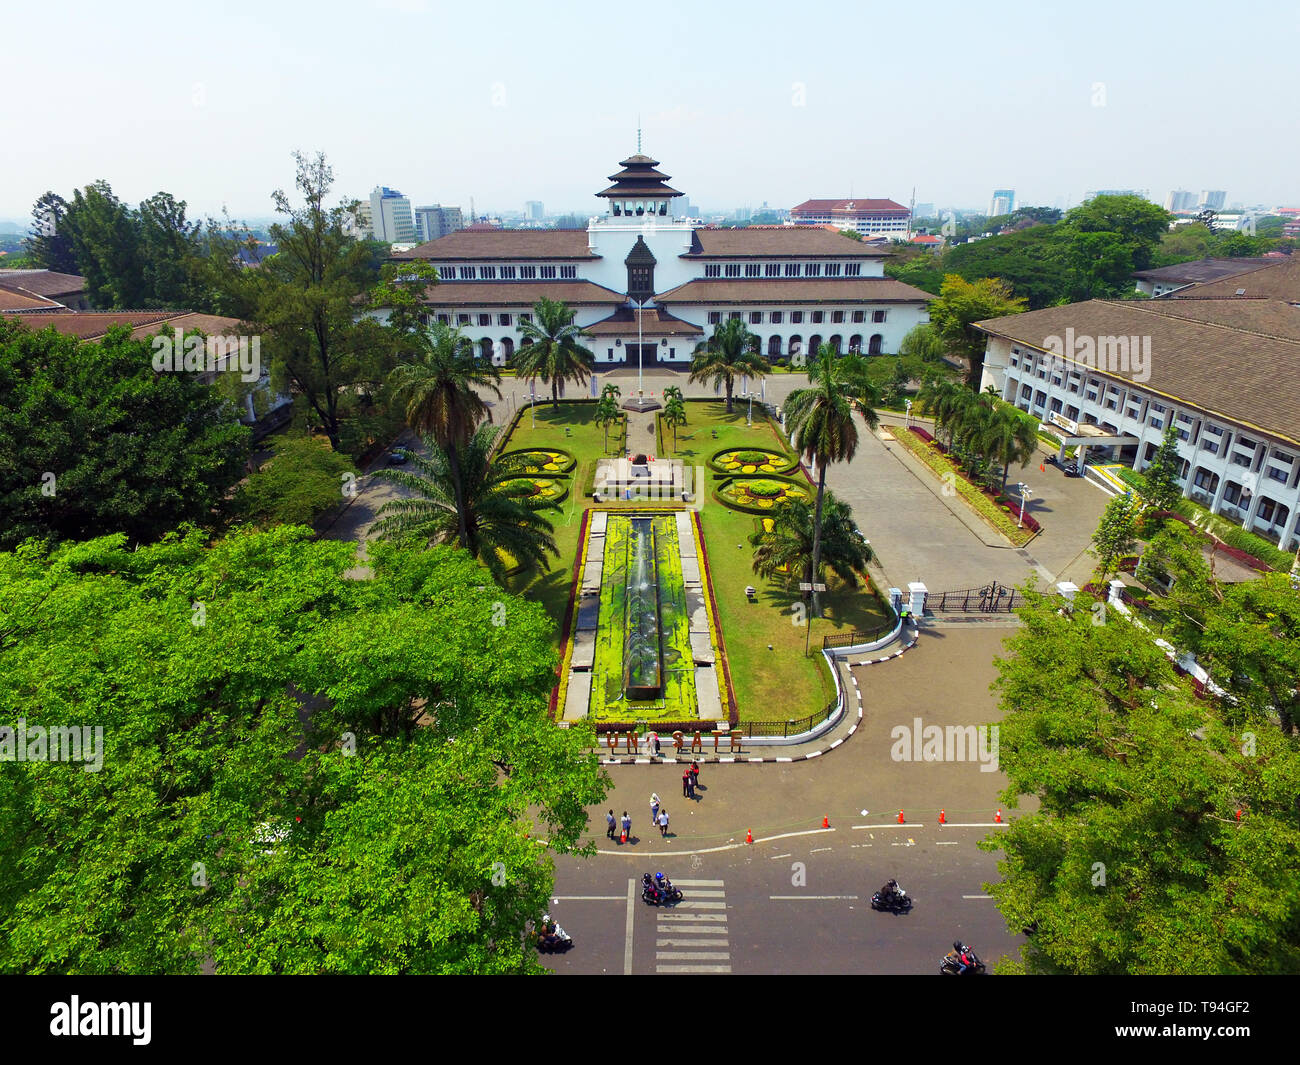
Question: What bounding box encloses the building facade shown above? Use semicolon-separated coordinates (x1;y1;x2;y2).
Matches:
369;187;415;244
788;197;911;237
414;204;464;243
391;154;933;369
989;189;1015;217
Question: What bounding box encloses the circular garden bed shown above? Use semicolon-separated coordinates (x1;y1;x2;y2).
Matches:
499;477;569;505
499;448;577;475
715;476;810;513
709;447;797;476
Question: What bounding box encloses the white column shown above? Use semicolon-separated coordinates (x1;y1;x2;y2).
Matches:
1279;502;1300;553
1211;468;1230;514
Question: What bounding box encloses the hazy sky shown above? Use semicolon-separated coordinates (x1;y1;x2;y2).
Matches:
3;0;1297;223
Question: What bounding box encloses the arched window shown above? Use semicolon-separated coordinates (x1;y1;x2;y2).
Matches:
829;334;842;354
500;337;514;360
809;334;823;356
849;334;863;353
869;334;884;355
768;335;782;357
788;334;802;357
480;338;494;361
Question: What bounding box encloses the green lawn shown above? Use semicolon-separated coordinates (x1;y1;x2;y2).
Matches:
502;398;892;722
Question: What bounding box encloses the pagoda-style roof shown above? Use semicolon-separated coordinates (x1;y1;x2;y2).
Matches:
597;153;683;199
624;235;657;266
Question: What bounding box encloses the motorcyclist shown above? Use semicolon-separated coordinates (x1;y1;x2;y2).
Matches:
539;916;560;949
655;872;675;895
954;940;971;974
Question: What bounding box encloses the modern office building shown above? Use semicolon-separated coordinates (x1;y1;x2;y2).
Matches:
414;204;465;243
989;189;1016;217
525;200;545;221
389;152;933;370
976;256;1300;550
369;187;416;244
788;197;911;237
1165;189;1198;212
1199;190;1228;211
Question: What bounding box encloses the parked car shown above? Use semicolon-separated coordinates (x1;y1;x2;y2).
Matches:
387;448;409;466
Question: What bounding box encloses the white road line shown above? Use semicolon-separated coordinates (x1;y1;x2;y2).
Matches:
657;939;731;948
769;853;792;860
624;878;636;976
962;895;993;899
655;964;732;973
657;913;728;923
935;841;959;846
655;951;731;961
769;895;859;900
551;895;624;901
670;879;725;887
598;827;832;857
654;924;729;934
810;847;831;853
852;824;923;829
678;890;727;897
671;901;727;909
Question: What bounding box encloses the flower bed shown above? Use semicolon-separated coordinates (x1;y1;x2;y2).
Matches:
498;447;577;475
499;477;569;505
715;476;811;513
709;446;798;476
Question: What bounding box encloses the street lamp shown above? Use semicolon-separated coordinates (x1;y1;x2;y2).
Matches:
1016;483;1032;528
632;296;651;404
905;398;913;427
799;581;828;656
530;378;536;429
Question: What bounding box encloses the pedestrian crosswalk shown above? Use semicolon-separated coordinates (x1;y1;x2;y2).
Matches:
654;879;731;973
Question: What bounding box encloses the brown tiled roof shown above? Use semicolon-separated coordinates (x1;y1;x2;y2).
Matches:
2;311;242;341
790;198;909;215
684;227;888;258
0;288;63;311
0;269;87;297
656;278;932;304
394;229;596;260
583;308;702;337
974;299;1300;445
1156;255;1299;300
1133;257;1279;285
420;281;625;307
1136;297;1300;342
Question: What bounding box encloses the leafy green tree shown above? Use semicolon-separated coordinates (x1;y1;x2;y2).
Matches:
984;582;1300;974
513;298;595;409
1061;194;1173;271
942;226;1076;308
749;493;872;590
61;180;144;308
387;321;501;551
662;395;687;450
1140;421;1184;516
1091;493;1140;582
137;192;202;308
245;152;390;453
236;435;357;527
884;254;944;295
0;319;249;549
27;192;78;274
981;405;1039;491
373;424;558;583
688;318;769;413
928;274;1027;391
369;259;440;337
782;345;880;617
898;323;946;363
0;526;606;974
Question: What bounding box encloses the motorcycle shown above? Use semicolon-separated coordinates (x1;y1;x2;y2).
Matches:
641;872;683;906
939;941;986;975
535;915;573;953
870;882;913;913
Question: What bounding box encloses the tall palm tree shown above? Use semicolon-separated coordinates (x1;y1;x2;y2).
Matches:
783;343;880;618
595;392;621;453
663;385;684;406
387;321;502;550
688;318;769;413
663;395;687;451
513;297;595;409
981;405;1038;491
916;375;965;447
750;494;873;591
372;423;559;584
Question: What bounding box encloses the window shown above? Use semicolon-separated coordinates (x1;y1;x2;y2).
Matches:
811;311;824;324
478;313;490;327
559;265;577;279
825;263;841;276
1085;378;1099;401
708;311;721;324
539;266;556;279
750;311;762;324
724;264;741;278
765;263;781;277
805;263;822;277
459;267;475;279
1067;405;1080;421
519;266;536;279
457;314;470;325
831;310;845;324
790;311;803;324
1050;398;1064;414
705;264;721;278
1034;390;1047;408
844;263;861;276
519;313;532;323
1149;401;1166;429
728;311;742;320
852;310;865;323
872;310;886;323
784;263;801;277
437;313;449;324
1020;383;1032;400
500;266;516;279
1175;413;1193;442
607;348;614;360
1268;464;1290;483
498;313;511;326
770;311;783;324
745;264;762;277
479;266;496;280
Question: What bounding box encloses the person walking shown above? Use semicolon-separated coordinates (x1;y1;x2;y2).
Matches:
682;768;691;798
606;809;617;840
685;772;696;801
690;761;700;789
658;808;669;837
650;793;661;825
620;811;632;843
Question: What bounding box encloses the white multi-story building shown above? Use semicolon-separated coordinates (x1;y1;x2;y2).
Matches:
976;257;1300;551
989;189;1015;217
369;187;415;244
788;197;911;237
414;204;464;243
390;153;933;368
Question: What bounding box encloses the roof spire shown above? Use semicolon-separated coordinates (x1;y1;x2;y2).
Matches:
637;116;642;154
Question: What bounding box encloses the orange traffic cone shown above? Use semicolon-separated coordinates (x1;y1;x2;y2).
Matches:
1039;463;1045;472
939;808;946;824
745;828;753;844
822;815;830;829
897;809;905;824
621;831;627;843
995;808;1002;823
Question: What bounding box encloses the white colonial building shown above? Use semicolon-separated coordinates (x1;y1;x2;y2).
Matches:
391;153;932;368
976;256;1300;551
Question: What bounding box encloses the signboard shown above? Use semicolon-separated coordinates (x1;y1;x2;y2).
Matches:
1047;410;1079;435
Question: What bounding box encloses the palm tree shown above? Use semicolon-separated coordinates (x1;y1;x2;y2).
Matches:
663;385;684;406
372;423;559;584
387;321;502;550
688;318;769;413
513;297;595;409
981;405;1038;491
595;392;621;453
916;375;965;447
662;395;687;451
783;343;881;618
601;382;622;402
750;494;873;591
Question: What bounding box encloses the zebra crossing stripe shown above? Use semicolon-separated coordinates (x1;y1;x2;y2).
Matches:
655;964;732;973
655;952;731;961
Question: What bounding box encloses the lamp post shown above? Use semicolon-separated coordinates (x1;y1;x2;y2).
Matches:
633;296;650;404
799;581;828;656
1017;483;1032;528
905;398;913;427
530;378;536;429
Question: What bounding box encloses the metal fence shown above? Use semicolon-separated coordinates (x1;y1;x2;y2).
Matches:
928;582;1017;613
741;698;839;738
821;622;896;650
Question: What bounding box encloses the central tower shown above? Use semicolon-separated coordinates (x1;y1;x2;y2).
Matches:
596;154;684;218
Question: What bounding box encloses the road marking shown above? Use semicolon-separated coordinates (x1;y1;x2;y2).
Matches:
658;938;730;948
654;924;729;933
551;895;624;901
851;823;922;830
655;951;731;961
670;879;725;887
654;964;732;973
679;890;728;898
672;900;727;909
657;913;729;923
962;895;993;899
598;828;832;857
851;844;872;848
624;878;636;976
769;853;792;860
768;895;859;900
935;841;959;846
810;847;831;853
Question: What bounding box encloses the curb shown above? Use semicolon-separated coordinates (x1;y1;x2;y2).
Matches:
595;631;920;765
